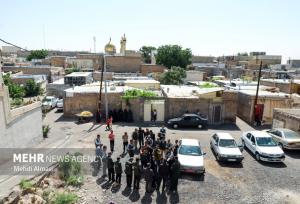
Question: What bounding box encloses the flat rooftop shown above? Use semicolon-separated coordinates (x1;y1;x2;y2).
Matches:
124;79;160;84
65;72;92;77
274;108;300;118
238;89;289;98
261;78;300;84
65;84;134;94
161;85;224;98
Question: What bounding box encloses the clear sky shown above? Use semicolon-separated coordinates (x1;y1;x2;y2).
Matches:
1;0;299;62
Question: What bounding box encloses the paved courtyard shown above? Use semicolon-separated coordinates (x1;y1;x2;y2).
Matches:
2;109;300;204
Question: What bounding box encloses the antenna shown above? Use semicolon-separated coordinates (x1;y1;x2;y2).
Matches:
93;36;96;53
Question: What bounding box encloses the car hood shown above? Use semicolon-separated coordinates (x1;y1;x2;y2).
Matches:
168;118;181;122
257;146;284;154
42;102;51;106
285;138;300;143
219;147;242;156
178;154;204;167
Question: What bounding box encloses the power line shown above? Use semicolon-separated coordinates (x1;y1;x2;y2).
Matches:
0;38;29;51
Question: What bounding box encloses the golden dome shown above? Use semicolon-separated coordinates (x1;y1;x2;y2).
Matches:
104;38;116;54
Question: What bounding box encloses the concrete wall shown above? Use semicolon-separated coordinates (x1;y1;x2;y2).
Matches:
63;92;123;117
222;91;238;123
273;109;300;132
237;92;293;124
46;83;71;98
106;56;141;73
0;81;43;148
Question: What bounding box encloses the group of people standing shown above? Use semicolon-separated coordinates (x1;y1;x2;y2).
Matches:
94;126;181;193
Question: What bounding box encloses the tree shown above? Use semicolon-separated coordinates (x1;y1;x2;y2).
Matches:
2;73;25;99
156;45;192;69
139;46;156;64
26;49;48;61
159;66;186;85
24;79;42;97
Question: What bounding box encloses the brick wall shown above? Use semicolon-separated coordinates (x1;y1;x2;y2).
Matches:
106;56;141;73
140;64;166;76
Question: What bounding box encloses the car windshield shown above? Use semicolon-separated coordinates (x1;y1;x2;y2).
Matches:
283;130;300;139
179;145;202;156
43;98;52;102
219;139;237;148
256;137;277;146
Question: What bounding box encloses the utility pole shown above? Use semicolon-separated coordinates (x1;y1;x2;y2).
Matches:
96;55;105;123
104;55;108;119
253;61;263;124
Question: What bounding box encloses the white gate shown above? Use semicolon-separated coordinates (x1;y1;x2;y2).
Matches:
144;100;165;122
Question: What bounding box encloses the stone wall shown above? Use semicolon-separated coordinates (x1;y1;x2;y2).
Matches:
106;56;141;73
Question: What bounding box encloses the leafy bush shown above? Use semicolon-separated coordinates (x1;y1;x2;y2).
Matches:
54;192;78;204
42;125;51;138
20;178;34;190
11;98;23;106
24;79;42;97
65;67;80;75
3;73;25;99
200;82;218;88
58;153;83;186
122;89;157;99
159;66;186;85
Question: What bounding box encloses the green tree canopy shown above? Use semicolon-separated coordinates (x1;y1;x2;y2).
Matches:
139;46;156;64
156;45;192;69
24;79;42;97
2;73;25;99
26;49;48;61
159;66;186;85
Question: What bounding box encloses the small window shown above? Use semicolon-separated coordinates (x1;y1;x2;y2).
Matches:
276;131;282;138
184;116;191;121
251;136;256;144
212;134;218;142
246;133;252;139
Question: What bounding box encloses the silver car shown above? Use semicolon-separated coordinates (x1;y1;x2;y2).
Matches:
265;128;300;150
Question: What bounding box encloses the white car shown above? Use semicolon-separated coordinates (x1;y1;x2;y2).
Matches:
210;132;244;162
178;139;206;174
241;131;285;162
42;96;58;110
56;99;63;111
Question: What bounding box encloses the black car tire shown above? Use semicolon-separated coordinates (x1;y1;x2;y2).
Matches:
255;152;260;161
197;124;203;129
278;143;284;150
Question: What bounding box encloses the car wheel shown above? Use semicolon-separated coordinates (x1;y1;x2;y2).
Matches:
173;124;178;129
255;153;260;161
216;154;220;161
197;124;203;129
278;143;284;150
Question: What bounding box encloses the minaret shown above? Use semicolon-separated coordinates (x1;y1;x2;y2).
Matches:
120;34;126;55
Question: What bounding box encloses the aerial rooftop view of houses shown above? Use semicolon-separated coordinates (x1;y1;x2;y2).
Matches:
0;1;300;204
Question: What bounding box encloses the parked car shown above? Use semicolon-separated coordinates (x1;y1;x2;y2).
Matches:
56;99;63;111
264;128;300;150
241;131;285;162
167;113;208;129
178;139;206;174
210;132;244;162
42;96;58;110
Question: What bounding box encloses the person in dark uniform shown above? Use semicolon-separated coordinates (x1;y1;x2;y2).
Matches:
123;109;128;122
157;159;170;191
173;140;179;157
107;153;115;182
114;157;122;185
143;163;154;193
133;157;142;190
124;157;133;188
118;108;123;122
128;109;133;122
138;127;144;149
169;156;180;192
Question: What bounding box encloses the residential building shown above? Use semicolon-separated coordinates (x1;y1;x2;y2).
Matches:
64;72;93;86
273;108;300;132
